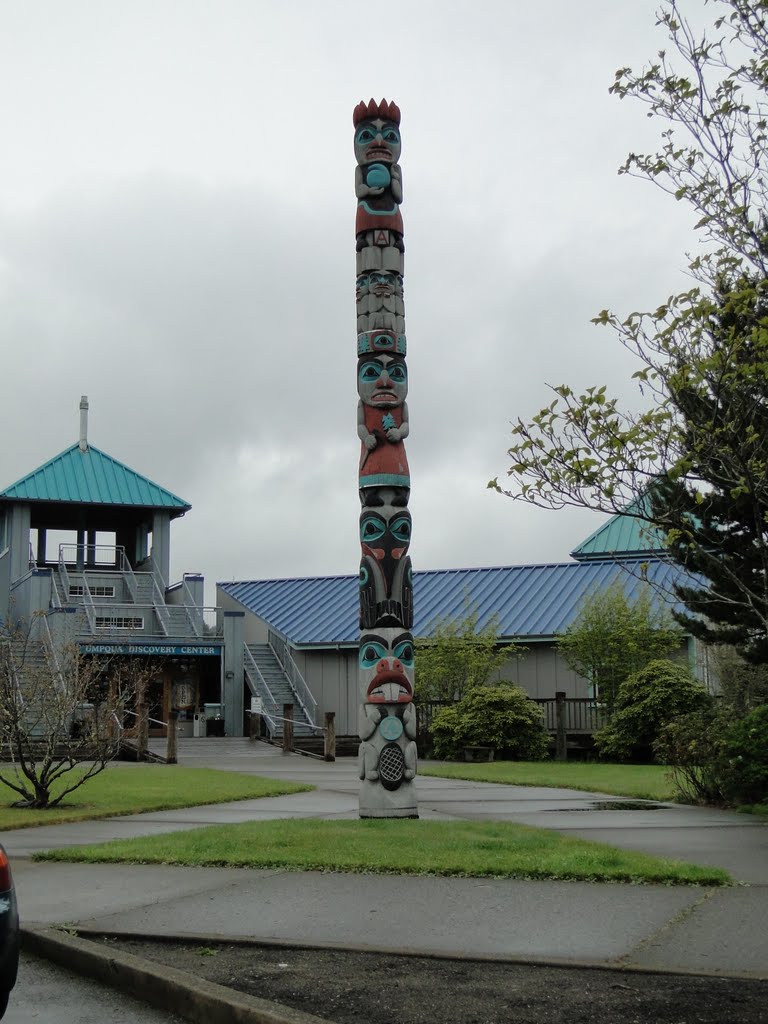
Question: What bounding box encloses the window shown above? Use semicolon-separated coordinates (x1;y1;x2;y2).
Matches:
70;585;116;598
95;615;144;630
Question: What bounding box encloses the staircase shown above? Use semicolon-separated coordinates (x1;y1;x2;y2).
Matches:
244;644;317;740
3;633;62;741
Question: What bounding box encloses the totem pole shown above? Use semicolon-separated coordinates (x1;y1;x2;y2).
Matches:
354;98;418;818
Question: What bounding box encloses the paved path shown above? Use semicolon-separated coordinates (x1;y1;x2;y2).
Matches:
4;739;768;979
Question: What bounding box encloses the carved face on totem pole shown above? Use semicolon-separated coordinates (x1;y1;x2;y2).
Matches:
354;118;401;170
359;500;413;629
357;354;407;409
359;628;414;704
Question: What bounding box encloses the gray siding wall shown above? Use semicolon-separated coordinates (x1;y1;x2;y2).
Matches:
292;648;358;735
216;591;269;644
496;643;589;698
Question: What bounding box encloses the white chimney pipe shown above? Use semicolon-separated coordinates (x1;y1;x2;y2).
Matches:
79;396;89;452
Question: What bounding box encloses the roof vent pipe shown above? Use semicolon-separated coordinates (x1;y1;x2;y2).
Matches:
79;396;89;452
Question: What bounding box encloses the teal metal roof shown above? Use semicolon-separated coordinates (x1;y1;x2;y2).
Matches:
571;508;667;560
0;444;190;513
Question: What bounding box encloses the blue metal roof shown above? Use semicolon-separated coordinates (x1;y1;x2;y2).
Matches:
219;559;688;647
0;444;191;514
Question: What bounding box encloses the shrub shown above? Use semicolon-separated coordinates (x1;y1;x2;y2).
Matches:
655;703;768;806
431;685;548;761
654;706;730;804
719;704;768;805
595;659;711;763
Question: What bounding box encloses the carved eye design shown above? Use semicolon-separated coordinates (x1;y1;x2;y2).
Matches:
359;564;370;588
360;516;386;543
390;517;411;543
357;128;375;144
394;640;414;666
360;641;386;669
388;364;406;383
360;362;382;383
383;128;400;144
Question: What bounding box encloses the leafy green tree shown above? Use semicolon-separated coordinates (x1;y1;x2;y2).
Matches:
490;1;768;662
711;645;768;713
558;583;684;711
416;602;514;702
595;659;711;763
431;685;549;761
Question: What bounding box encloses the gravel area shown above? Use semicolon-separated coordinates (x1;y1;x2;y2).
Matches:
99;938;768;1024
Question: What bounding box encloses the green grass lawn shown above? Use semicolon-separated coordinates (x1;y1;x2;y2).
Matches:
34;817;729;885
0;765;313;830
419;760;676;801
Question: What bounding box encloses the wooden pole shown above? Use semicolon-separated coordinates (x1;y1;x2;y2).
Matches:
166;709;178;764
137;702;148;760
555;691;567;762
282;703;294;754
324;711;336;762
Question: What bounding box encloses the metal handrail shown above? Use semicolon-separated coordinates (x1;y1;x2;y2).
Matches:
118;549;138;603
247;709;325;732
58;549;71;598
81;576;96;634
151;576;170;636
243;646;279;734
181;578;202;638
123;709;167;729
59;543;125;568
41;614;66;693
268;629;317;725
49;573;62;609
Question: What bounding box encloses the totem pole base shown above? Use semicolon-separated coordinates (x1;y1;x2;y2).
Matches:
359;779;419;819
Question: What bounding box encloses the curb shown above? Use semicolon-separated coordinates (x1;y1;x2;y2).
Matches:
20;926;335;1024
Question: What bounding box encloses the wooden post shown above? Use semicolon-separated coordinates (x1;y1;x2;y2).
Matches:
282;703;294;754
324;711;336;762
166;709;178;764
555;691;567;762
137;702;148;760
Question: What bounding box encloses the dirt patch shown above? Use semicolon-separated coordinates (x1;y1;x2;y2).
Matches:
98;937;768;1024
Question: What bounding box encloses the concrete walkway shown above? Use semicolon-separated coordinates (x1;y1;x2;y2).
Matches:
5;739;768;980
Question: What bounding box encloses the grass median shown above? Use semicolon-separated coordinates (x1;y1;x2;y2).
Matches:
0;765;313;830
419;761;676;801
34;817;730;885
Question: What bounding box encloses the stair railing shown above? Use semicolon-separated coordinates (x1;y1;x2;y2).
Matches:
41;614;66;694
151;576;170;636
243;645;280;733
81;575;96;634
181;577;202;638
268;629;317;726
118;547;138;603
58;548;71;599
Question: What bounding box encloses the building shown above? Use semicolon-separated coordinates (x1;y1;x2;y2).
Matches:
1;400;698;745
0;399;243;737
217;517;696;738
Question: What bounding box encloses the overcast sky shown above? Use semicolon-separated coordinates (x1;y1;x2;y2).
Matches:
0;1;700;597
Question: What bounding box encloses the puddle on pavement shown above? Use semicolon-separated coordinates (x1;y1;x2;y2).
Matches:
545;800;668;812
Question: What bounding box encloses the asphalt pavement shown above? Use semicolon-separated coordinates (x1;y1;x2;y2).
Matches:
3;738;767;986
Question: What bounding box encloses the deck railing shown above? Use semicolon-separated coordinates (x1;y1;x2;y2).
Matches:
417;696;610;738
